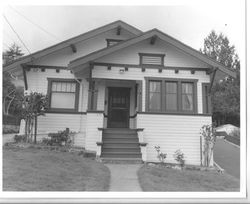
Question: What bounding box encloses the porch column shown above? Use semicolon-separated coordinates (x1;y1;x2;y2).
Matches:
137;81;143;112
88;63;96;111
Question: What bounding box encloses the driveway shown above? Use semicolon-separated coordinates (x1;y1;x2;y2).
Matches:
214;138;240;179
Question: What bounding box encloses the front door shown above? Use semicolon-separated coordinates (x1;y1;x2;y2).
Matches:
108;87;130;128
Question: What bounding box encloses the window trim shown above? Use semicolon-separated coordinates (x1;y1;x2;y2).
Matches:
47;78;80;112
106;39;123;47
145;77;198;114
139;53;165;66
202;83;211;114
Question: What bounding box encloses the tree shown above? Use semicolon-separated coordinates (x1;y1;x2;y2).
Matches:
22;92;48;143
201;31;240;126
2;44;25;116
2;43;24;65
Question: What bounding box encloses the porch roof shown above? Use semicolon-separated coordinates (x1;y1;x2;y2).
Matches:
68;29;236;81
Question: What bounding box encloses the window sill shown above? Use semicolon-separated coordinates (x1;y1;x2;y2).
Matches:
138;111;212;116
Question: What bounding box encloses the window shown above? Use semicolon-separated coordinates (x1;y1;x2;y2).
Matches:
139;53;165;66
106;39;123;47
165;82;177;111
48;79;79;111
202;83;211;114
181;83;194;111
149;81;161;111
146;78;197;113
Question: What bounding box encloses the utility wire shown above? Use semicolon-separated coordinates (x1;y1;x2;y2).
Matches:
9;6;62;42
3;14;31;54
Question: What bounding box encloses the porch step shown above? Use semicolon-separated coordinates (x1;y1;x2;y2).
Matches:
101;128;142;160
103;143;140;148
102;152;142;158
103;138;139;143
103;128;137;134
103;132;137;137
102;147;141;153
101;158;143;164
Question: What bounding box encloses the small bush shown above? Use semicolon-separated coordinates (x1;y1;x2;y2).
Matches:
14;135;26;143
173;149;185;167
155;146;167;163
46;129;73;146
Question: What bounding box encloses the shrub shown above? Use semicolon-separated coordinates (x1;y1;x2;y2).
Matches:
14;134;26;143
155;146;167;163
47;130;71;146
173;149;185;167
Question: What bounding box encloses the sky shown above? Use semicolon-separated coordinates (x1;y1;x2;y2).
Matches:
2;0;245;61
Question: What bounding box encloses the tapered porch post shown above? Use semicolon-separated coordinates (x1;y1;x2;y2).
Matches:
88;63;94;111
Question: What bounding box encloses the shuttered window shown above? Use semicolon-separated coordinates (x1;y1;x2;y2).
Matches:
139;53;165;66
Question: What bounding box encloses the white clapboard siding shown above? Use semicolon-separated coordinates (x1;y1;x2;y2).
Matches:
137;114;212;165
37;113;86;147
85;113;104;151
93;66;210;113
27;70;88;112
37;113;84;133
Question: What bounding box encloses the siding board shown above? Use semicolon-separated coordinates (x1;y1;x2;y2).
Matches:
137;113;212;165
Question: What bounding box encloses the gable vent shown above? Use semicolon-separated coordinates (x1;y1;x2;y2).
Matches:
139;53;165;66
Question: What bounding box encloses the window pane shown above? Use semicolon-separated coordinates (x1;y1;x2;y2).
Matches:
149;93;161;110
166;82;177;93
71;83;76;92
52;82;57;91
51;92;75;109
182;83;193;94
149;81;161;92
61;83;67;92
182;83;194;111
166;94;177;110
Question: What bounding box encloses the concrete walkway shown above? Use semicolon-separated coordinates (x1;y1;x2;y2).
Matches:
105;164;142;191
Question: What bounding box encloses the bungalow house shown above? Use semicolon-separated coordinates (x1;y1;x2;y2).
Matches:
4;20;235;165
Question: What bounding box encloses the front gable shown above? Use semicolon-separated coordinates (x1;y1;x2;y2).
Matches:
95;38;211;68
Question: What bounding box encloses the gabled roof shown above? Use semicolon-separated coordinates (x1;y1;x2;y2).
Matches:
69;28;236;78
3;20;142;73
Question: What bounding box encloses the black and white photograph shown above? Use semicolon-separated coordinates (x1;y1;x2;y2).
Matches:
1;0;247;203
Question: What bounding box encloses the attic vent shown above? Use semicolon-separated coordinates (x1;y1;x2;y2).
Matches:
106;39;123;47
139;53;165;66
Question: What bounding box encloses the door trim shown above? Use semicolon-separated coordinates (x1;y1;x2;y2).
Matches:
107;87;131;128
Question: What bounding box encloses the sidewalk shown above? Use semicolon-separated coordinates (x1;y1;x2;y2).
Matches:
105;164;142;191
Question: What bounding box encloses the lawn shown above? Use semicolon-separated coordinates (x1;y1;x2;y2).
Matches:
3;146;110;191
138;165;240;191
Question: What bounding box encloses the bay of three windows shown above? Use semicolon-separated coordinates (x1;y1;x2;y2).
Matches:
148;79;197;113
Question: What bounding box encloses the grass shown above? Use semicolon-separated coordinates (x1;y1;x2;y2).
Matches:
3;146;110;191
138;165;240;191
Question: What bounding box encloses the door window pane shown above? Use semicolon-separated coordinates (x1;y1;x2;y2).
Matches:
166;82;177;110
149;81;161;111
182;83;194;111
